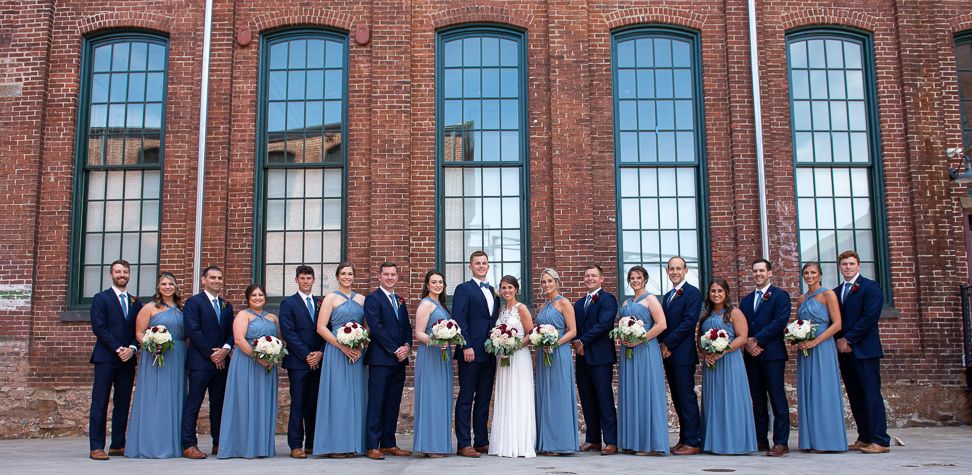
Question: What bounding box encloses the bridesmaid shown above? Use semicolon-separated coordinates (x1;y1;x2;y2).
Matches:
616;266;668;456
795;261;848;452
218;284;282;459
412;269;455;457
125;272;186;459
533;268;579;455
699;277;757;455
313;262;368;457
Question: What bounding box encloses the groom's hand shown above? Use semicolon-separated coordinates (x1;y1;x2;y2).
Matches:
463;348;475;362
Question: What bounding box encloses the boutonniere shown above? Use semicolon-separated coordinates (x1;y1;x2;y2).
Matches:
673;288;683;299
220;300;227;309
761;291;772;303
128;295;138;306
315;299;323;311
493;289;500;299
850;283;859;293
397;296;405;305
590;293;599;304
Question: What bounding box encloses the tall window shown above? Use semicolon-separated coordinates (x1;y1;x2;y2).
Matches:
788;30;888;293
257;31;347;298
73;34;168;303
612;29;707;298
437;27;529;298
954;34;972;150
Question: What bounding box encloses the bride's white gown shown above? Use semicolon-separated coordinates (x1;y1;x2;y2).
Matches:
488;303;537;458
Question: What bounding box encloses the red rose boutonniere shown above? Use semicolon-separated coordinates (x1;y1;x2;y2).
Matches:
315;299;323;311
220;300;227;309
672;288;683;300
761;291;772;303
397;296;405;305
129;295;138;306
590;293;599;304
850;283;859;293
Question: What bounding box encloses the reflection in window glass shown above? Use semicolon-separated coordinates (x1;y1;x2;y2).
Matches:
261;33;347;297
614;31;703;298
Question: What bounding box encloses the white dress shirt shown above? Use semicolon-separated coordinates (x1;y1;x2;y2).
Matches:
111;286;136;351
754;283;772;311
204;289;231;349
472;277;495;315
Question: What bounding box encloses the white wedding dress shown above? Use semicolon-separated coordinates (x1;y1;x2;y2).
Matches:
488;303;537;458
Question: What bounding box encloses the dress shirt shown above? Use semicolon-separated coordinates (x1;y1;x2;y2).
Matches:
472;277;495;315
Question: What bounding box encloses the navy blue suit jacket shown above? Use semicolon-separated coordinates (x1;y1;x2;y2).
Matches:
658;283;702;366
834;276;884;359
279;293;325;369
451;280;500;363
183;292;235;370
363;289;412;367
89;289;142;365
740;285;791;361
573;290;619;365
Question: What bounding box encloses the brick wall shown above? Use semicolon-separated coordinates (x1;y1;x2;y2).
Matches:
2;0;971;438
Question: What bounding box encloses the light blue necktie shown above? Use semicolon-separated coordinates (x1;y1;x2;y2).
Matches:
390;293;400;320
584;294;592;310
842;283;851;301
119;293;128;320
212;298;221;324
754;290;763;312
306;297;316;323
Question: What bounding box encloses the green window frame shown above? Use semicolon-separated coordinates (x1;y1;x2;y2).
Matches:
70;32;169;305
787;29;891;297
436;26;530;301
954;33;972;150
254;30;349;299
611;27;709;300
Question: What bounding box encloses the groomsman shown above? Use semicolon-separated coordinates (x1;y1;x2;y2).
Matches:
279;265;324;458
571;265;619;455
363;262;413;460
181;266;234;459
658;256;702;455
452;251;500;458
741;259;791;456
834;250;890;453
88;260;141;460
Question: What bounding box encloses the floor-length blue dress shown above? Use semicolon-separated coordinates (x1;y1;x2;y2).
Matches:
412;298;455;454
617;294;668;453
700;309;757;455
797;287;848;451
535;296;578;454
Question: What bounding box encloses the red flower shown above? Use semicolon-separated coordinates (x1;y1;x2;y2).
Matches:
160;328;167;333
850;283;859;293
344;327;352;334
709;329;719;339
626;319;635;326
762;292;772;302
675;289;683;297
351;322;359;328
446;321;455;329
264;336;272;341
397;296;405;304
315;300;323;310
591;293;599;304
796;319;803;325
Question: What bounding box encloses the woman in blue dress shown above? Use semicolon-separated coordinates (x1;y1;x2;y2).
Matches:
314;262;368;458
795;261;848;452
533;268;578;455
218;284;282;459
616;265;668;456
125;272;186;459
412;269;455;457
699;277;757;455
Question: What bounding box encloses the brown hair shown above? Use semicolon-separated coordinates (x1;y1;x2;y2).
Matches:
469;251;488;263
698;277;735;337
500;274;519;292
420;269;450;315
837;250;860;264
244;283;267;307
152;272;184;310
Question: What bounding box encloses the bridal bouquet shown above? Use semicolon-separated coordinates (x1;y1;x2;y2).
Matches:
141;324;175;367
484;323;521;367
336;321;370;363
529;324;560;366
609;316;648;358
699;328;731;370
428;319;466;361
784;319;818;357
251;335;288;373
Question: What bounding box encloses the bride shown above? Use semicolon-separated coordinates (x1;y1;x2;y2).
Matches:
488;275;536;458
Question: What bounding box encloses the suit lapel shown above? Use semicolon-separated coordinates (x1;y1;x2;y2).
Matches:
110;290;127;319
296;293;314;321
469;280;489;308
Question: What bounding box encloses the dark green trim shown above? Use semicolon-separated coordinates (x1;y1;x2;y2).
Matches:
69;31;169;308
253;29;349;302
435;25;531;304
610;26;710;300
786;28;892;304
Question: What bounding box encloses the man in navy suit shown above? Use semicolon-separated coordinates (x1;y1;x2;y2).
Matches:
741;258;792;456
571;265;619;455
363;262;413;460
181;266;234;459
834;250;889;454
88;259;142;460
658;256;703;455
452;251;500;458
279;265;324;458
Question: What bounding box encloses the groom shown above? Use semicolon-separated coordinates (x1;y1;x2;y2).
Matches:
279;265;324;458
452;251;500;458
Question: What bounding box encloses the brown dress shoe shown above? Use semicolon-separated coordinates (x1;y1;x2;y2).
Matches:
366;449;385;460
860;444;890;454
329;453;346;459
89;449;109;460
579;442;602;452
212;446;219;455
457;447;481;457
183;446;207;459
767;444;789;456
848;440;868;451
107;448;125;456
380;446;413;456
673;445;701;455
601;445;618;455
670;443;685;454
304;449;313;455
291;448;307;458
757;443;770;452
473;445;489;453
635;450;660;456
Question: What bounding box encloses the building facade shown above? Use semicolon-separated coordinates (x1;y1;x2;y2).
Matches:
2;0;971;438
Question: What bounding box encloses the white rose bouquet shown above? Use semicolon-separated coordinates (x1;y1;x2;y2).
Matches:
428;319;466;361
529;324;560;366
609;316;649;358
141;324;175;366
484;323;521;367
335;321;370;363
699;328;731;370
784;318;818;357
251;335;288;373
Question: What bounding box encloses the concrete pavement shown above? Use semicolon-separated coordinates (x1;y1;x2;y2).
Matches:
0;428;966;474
